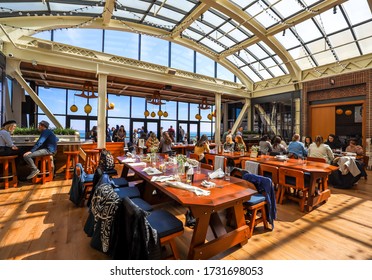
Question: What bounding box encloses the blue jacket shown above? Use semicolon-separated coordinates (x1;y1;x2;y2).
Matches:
31;129;59;153
288;141;307;158
243;173;277;228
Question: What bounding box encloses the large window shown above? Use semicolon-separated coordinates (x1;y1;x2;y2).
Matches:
54;29;103;52
217;63;235;82
196;52;215;77
38;87;66;115
104;30;139;60
170;43;194;72
107;94;130;118
141;36;168;66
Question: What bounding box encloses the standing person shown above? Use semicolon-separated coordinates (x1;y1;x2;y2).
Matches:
194;134;210;162
105;123;111;142
90;125;97;142
287;133;307;159
23;120;58;180
116;125;126;142
159;131;173;156
0;120;19;156
167;125;175;142
132;129;139;145
178;125;185;142
236;126;243;137
308;135;334;163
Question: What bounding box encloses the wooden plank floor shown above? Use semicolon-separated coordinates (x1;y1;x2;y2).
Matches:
1;170;371;260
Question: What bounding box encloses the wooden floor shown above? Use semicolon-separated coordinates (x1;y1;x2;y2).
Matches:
1;169;371;260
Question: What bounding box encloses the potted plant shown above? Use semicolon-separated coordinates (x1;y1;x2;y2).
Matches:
12;127;80;143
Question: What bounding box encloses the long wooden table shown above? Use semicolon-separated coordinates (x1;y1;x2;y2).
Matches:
118;156;257;260
243;156;338;211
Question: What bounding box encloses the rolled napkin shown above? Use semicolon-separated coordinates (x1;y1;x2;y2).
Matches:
151;175;175;182
165;181;210;196
209;168;225;179
142;167;163;175
201;180;216;188
121;158;136;163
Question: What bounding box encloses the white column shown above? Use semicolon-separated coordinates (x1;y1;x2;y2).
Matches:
97;74;107;149
215;93;222;144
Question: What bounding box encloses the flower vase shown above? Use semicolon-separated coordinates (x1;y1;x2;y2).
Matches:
150;153;157;167
177;161;185;175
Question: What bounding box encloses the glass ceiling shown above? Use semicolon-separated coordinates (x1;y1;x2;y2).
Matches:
0;0;371;83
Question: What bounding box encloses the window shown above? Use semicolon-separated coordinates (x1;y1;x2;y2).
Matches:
141;36;168;66
54;29;103;52
171;43;194;72
38;87;66;115
196;52;215;77
104;30;139;60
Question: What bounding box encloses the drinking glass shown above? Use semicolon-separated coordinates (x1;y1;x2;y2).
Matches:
196;162;201;174
225;166;231;181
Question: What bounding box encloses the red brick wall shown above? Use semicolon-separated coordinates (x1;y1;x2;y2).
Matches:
302;69;372;140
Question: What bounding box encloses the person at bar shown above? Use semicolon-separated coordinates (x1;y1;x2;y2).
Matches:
23;120;58;180
0;120;19;156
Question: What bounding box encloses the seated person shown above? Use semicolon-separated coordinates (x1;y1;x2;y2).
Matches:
308;135;334;163
158;131;173;156
271;136;287;154
304;136;312;151
325;134;343;151
223;134;235;152
345;138;363;155
194;134;210;162
0;120;19;156
287;134;307;159
234;135;247;152
259;135;272;155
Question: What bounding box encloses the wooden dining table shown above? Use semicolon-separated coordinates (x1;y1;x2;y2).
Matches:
117;156;257;260
243;156;339;211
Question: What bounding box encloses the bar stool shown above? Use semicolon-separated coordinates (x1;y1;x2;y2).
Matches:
85;149;100;174
64;151;80;180
0;155;18;189
32;155;54;184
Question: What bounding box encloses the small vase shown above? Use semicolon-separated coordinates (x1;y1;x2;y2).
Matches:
177;161;185;175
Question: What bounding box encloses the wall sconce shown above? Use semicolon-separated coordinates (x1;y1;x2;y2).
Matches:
345;109;352;116
330;78;335;85
336;108;343;115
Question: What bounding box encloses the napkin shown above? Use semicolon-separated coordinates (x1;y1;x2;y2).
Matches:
142;167;163;175
128;162;147;167
151;175;175;182
121;158;136;163
126;152;133;157
201;180;216;188
209;168;225;179
165;181;210;196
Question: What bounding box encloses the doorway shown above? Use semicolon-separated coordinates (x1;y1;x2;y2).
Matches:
66;116;97;140
130;118;160;141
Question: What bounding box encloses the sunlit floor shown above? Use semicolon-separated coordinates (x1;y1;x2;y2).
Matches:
0;170;371;260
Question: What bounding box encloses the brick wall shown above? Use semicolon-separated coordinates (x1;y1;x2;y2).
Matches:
302;69;372;140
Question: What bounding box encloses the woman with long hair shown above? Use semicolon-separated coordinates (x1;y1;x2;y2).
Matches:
223;134;235;152
234;135;247;152
194;134;210;162
304;136;312;150
272;136;287;154
308;135;334;163
0;120;19;156
159;131;173;155
116;125;126;142
146;132;160;152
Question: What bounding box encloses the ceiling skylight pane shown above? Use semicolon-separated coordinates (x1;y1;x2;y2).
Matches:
239;50;256;64
165;0;196;13
200;38;225;52
334;44;360;60
317;9;348;34
312;49;336;66
288;47;314;69
328;30;355;49
157;7;185;22
121;0;151;11
49;3;101;13
293;19;322;42
228;28;249;42
256;67;273;80
353;22;372;40
253;9;280;28
217;35;236;48
246;44;269;60
185;28;203;41
190;21;213;35
266;65;286;77
241;66;261;82
343;0;371;25
306;39;331;56
204;10;226;27
259;42;275;55
272;0;302;18
358;37;372;55
227;55;245;67
116;10;144;22
274;29;300;50
0;2;46;11
272;55;288;73
229;0;248;9
294;57;314;70
144;15;175;28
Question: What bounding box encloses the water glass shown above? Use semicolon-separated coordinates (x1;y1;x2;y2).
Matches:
225;166;231;181
196;162;201;174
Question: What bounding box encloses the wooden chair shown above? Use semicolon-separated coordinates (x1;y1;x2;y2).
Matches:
200;163;213;170
362;155;369;179
0;155;18;189
84;149;100;174
204;154;227;170
64;150;80;180
32;155;54;184
189;153;199;161
278;167;309;212
230;168;269;237
259;164;280;202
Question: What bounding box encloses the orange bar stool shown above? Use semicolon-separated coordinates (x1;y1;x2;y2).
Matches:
0;155;18;189
84;149;100;174
64;151;80;180
32;155;54;184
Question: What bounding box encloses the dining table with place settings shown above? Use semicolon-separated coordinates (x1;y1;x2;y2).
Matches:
243;155;339;211
117;155;257;260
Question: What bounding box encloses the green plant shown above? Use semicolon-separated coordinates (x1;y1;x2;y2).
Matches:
13;127;40;135
52;127;77;135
